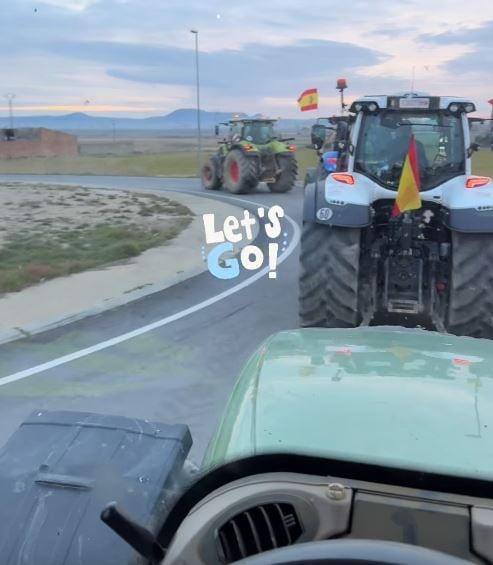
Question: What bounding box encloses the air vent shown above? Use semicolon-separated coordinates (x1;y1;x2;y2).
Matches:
216;503;302;563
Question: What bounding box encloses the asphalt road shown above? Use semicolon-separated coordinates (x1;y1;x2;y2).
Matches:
0;175;302;463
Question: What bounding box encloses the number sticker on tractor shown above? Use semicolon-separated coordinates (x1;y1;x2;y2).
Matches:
316;207;333;221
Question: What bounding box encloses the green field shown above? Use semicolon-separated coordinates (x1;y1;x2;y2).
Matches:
0;147;491;179
0;152;199;177
471;150;493;176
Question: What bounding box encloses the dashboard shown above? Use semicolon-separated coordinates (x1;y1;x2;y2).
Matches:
162;471;493;564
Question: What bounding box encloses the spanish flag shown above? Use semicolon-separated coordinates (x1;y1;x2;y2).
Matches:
393;134;422;217
297;88;318;112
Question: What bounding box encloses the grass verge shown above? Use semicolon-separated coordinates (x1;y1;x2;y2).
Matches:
0;147;491;179
0;218;192;293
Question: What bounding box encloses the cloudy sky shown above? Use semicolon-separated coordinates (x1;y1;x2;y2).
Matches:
1;0;492;118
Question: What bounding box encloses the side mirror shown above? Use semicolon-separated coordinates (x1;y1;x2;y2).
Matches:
215;125;219;136
467;142;480;157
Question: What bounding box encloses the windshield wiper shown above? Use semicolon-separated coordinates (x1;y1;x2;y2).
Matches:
396;122;452;128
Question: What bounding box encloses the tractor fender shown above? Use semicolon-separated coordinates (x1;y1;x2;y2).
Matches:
303;177;371;227
436;175;493;233
276;151;296;157
304;167;318;187
303;180;318;220
442;208;493;233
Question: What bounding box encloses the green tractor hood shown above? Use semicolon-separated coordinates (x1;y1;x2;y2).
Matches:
204;327;493;481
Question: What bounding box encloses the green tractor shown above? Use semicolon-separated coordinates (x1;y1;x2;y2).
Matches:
201;118;298;194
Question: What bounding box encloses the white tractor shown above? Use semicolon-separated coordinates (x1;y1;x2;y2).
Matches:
300;92;493;338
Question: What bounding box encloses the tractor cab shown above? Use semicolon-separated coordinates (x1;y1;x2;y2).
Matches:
228;118;277;146
311;116;353;152
348;92;478;191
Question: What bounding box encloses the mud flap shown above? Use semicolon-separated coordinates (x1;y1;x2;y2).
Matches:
0;410;192;565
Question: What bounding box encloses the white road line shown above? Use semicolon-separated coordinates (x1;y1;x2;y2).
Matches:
0;198;300;387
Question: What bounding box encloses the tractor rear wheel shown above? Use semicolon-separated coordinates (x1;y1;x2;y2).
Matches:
299;222;361;327
223;149;258;194
201;158;222;190
268;154;298;193
446;231;493;339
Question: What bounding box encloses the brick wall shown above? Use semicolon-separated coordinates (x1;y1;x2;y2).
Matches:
0;128;78;159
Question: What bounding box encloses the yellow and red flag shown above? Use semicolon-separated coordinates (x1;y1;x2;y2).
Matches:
393;134;422;217
297;88;318;112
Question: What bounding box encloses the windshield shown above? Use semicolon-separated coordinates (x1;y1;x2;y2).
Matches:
355;111;465;190
242;122;276;144
1;0;493;522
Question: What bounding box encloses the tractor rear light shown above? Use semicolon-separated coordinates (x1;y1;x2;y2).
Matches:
244;145;253;151
466;176;491;189
287;145;296;151
331;173;355;185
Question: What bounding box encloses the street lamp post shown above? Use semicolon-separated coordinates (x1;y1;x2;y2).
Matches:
190;29;202;176
5;93;15;130
489;99;493;151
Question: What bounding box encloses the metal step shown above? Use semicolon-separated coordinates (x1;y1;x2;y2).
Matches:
387;299;420;314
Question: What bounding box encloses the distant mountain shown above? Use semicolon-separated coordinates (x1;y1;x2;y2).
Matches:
143;109;250;129
0;109;313;132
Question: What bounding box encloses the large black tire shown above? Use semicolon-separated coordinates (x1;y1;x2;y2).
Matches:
446;231;493;338
201;158;222;190
299;222;361;328
223;149;258;194
268;154;298;193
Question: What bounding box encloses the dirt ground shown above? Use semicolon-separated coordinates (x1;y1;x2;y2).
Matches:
0;182;193;293
0;182;191;250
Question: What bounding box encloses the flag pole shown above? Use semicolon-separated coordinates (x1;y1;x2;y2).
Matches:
336;79;348;116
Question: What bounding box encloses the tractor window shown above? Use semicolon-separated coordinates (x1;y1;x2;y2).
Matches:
230;123;242;139
242;122;275;144
355;112;465;191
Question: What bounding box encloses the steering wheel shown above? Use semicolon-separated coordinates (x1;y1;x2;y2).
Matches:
238;539;475;565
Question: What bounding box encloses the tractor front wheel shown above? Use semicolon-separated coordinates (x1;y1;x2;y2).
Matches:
268;154;298;193
223;149;259;194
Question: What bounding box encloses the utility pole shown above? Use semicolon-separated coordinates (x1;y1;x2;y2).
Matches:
190;29;201;176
